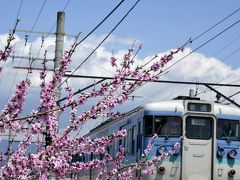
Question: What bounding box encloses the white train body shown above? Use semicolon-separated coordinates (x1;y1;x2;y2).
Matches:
79;97;240;180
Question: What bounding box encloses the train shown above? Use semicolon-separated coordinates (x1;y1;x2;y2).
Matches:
77;94;240;180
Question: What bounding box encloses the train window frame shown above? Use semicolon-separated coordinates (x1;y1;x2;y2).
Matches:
143;115;182;137
217;119;240;141
186;116;212;140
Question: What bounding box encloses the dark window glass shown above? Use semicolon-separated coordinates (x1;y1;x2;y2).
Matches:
131;127;135;155
144;116;181;136
144;116;153;135
217;119;239;141
186;117;212;139
154;116;181;136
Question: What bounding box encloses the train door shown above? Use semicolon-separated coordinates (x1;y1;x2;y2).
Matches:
182;116;214;180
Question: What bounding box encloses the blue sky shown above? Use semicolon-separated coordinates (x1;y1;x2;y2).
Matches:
1;0;240;136
1;0;240;59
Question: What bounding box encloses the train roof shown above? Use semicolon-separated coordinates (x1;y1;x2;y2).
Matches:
142;100;184;112
86;98;240;136
214;103;240;116
87;105;142;135
143;99;240;116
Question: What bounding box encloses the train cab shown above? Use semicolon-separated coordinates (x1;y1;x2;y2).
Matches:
79;95;240;180
142;97;240;180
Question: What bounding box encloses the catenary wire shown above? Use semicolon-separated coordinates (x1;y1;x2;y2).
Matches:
59;8;240;105
122;8;240;103
164;42;240;100
5;0;48;104
151;19;240;100
161;18;240;75
29;0;125;79
59;0;141;88
5;3;240;122
26;0;74;80
191;7;240;42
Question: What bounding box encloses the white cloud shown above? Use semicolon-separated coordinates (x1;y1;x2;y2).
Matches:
1;34;240;135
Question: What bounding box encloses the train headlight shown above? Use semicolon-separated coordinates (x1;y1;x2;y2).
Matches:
228;169;236;177
217;147;225;157
228;149;237;159
157;146;167;155
158;166;166;174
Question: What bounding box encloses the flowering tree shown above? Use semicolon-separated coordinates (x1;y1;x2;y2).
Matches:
0;34;184;179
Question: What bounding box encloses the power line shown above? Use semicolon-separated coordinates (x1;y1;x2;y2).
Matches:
144;17;240;101
30;0;124;79
58;73;240;104
63;0;71;11
220;90;240;103
7;76;240;122
58;79;106;103
158;30;240;100
30;0;125;78
59;0;140;88
4;0;48;104
120;7;240;104
191;7;240;42
63;74;240;87
196;74;240;97
28;0;47;38
165;43;240;100
75;0;125;47
162;18;240;74
15;0;24;23
45;0;72;39
61;15;240;106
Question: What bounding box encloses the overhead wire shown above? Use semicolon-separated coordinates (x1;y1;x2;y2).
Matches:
158;6;240;75
192;36;240;98
16;0;24;20
28;0;47;38
161;18;240;75
5;0;48;104
0;0;23;85
129;8;240;104
145;27;240;102
28;0;125;82
24;0;47;79
26;0;73;80
5;0;141;123
149;8;240;101
154;11;240;101
5;3;240;122
59;0;140;88
59;6;240;106
1;0;24;155
165;41;240;101
191;7;240;42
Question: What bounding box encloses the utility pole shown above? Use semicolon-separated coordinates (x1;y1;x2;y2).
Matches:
54;11;65;129
9;11;71;147
45;11;65;146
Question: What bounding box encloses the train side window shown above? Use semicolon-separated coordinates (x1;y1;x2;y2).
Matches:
144;116;153;135
186;117;212;140
131;126;136;155
144;116;181;136
154;116;182;136
217;119;239;141
126;129;131;155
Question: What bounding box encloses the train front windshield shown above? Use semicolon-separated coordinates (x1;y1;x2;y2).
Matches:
217;119;239;141
144;116;181;136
